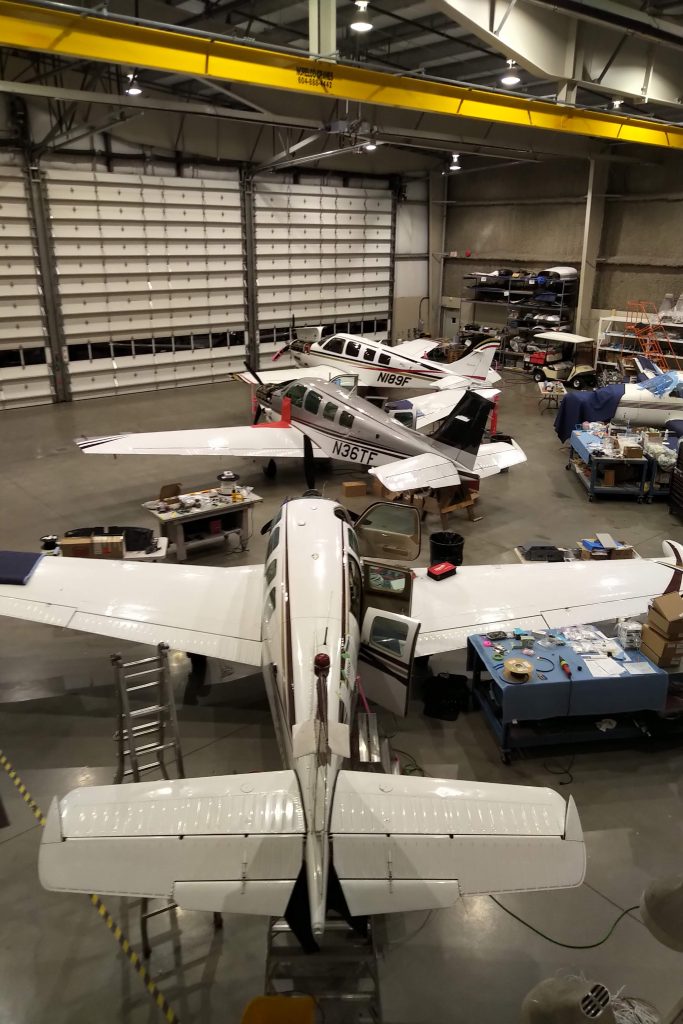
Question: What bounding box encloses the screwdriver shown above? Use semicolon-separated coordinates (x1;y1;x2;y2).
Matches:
559;657;572;679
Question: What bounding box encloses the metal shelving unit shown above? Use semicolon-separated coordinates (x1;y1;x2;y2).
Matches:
596;313;683;375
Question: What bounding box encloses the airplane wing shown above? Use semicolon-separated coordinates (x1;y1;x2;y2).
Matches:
474;438;527;477
331;771;584;915
369;453;462;492
77;424;321;458
391;339;441;359
40;771;304;917
411;540;683;657
0;555;264;663
238;365;340;386
431;369;501;389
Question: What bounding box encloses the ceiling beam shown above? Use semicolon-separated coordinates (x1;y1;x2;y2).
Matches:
0;0;681;150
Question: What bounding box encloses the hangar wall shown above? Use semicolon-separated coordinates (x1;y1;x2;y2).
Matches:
442;154;683;332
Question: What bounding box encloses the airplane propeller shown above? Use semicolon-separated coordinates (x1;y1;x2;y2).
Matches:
272;342;292;362
303;435;316;491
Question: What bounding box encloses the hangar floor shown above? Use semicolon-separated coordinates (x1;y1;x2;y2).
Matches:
0;375;681;1024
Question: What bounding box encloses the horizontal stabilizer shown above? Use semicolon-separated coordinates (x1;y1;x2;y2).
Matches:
474;439;527;477
331;771;585;916
40;771;305;916
369;452;461;492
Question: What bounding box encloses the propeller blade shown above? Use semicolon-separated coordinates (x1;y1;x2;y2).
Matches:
303;435;316;491
272;344;291;362
253;403;263;425
244;360;263;386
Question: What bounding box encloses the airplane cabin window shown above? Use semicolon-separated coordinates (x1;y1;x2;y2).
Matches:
323;402;338;421
265;587;277;622
265;559;277;584
339;410;354;429
347;528;360;556
378;352;391;366
266;526;280;559
286;383;306;407
363;348;375;362
370;615;409;656
304;389;322;414
346;341;360;358
325;337;344;354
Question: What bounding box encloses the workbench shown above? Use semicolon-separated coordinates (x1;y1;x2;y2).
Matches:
143;489;262;562
567;429;650;502
537;380;566;413
466;629;668;763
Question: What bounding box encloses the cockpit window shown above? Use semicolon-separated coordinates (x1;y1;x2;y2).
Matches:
285;383;306;407
363;347;375;362
349;557;362;624
325;337;344;354
266;526;280;559
339;410;354;429
304;389;322;414
347;528;360;556
323;402;338;421
346;341;360;358
378;351;391;366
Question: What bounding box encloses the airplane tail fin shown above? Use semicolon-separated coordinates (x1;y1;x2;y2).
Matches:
447;339;499;383
431;390;494;470
330;771;585;917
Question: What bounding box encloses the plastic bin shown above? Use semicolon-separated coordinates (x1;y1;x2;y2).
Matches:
429;531;465;566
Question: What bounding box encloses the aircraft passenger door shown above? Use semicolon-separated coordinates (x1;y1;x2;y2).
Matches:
359;607;420;717
355;502;421;562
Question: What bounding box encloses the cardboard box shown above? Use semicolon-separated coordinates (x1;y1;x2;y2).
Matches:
640;642;682;669
602;469;616;487
342;481;367;498
60;536;93;558
617;437;643;459
647;592;683;639
641;623;683;664
92;535;125;559
609;545;635;559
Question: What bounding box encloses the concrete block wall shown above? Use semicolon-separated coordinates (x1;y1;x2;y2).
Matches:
442;152;683;325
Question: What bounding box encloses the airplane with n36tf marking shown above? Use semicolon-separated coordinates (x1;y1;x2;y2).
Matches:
241;327;501;392
77;376;526;493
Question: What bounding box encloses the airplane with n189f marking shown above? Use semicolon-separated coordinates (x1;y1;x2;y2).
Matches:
77;377;526;493
0;496;595;947
242;327;501;392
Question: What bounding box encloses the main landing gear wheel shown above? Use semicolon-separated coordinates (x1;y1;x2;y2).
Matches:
263;458;277;479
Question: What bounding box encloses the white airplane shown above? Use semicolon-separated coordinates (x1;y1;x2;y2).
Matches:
77;378;526;493
242;328;501;391
1;502;682;943
610;360;683;427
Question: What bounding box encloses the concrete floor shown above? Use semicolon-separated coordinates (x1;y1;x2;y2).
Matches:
0;375;682;1024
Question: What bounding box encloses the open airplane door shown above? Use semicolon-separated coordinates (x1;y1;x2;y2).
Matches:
355;502;420;563
359;607;420;717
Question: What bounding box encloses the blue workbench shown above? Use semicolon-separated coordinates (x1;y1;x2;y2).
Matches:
466;630;669;762
567;429;650;502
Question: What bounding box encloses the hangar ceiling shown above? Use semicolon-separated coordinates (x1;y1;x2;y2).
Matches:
0;0;682;170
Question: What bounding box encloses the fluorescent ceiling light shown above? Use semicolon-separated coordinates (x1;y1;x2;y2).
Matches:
364;140;377;151
351;1;372;32
501;60;521;87
612;98;623;109
449;153;461;171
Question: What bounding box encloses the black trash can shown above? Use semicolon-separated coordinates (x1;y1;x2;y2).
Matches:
430;531;465;566
423;672;468;721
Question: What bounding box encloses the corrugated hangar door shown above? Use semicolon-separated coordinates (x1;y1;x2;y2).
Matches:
0;156;53;411
44;167;246;399
254;180;393;355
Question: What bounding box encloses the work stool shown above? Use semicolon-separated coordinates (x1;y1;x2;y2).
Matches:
111;643;221;957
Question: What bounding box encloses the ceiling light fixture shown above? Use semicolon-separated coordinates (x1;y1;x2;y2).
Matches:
449;153;461;171
125;72;142;96
612;98;623;109
500;59;521;88
364;140;377;151
350;1;372;33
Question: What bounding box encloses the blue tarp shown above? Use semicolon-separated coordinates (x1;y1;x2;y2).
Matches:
554;383;626;442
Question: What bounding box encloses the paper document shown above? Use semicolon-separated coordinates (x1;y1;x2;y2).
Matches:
584;658;625;678
624;661;657;675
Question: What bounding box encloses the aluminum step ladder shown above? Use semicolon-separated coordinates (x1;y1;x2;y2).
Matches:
112;642;193;958
112;642;184;785
265;915;382;1023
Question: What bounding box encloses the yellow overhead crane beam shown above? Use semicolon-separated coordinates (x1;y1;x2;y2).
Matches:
2;0;683;151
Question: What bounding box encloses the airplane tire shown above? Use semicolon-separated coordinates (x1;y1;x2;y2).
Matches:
263;458;277;479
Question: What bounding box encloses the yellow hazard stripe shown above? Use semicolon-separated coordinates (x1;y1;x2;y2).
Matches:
0;749;178;1024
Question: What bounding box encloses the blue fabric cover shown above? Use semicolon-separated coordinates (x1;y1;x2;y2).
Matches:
554;383;626;442
0;550;43;585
